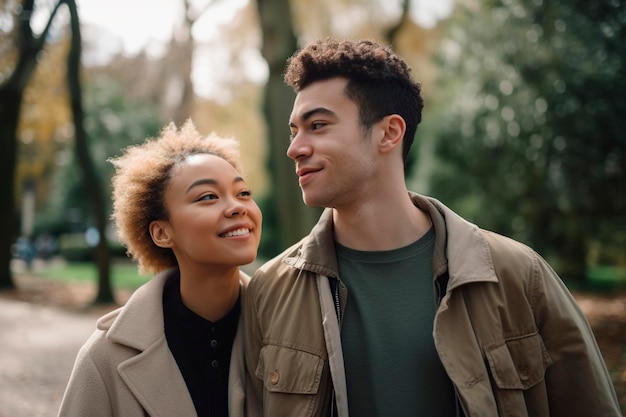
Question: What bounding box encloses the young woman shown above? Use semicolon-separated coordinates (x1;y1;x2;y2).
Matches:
58;120;262;417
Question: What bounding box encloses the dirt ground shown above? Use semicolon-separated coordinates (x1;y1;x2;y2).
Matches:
1;273;625;416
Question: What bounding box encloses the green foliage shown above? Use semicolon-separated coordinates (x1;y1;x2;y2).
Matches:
428;0;626;281
256;192;283;259
34;76;163;236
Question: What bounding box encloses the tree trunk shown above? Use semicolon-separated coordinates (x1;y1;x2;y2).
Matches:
0;88;21;289
0;0;63;289
66;0;114;304
256;0;321;250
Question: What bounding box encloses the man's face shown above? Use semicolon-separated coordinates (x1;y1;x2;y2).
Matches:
287;77;377;209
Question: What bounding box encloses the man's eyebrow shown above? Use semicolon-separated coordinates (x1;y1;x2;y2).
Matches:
289;107;336;128
185;177;244;194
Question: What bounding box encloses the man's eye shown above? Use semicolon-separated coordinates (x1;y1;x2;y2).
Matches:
311;122;325;130
289;132;296;142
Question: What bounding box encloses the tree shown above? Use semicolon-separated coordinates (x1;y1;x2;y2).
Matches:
15;38;73;220
65;0;115;303
0;0;67;289
256;0;321;251
0;0;116;301
429;0;626;282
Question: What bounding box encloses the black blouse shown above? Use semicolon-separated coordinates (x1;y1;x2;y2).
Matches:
163;274;240;417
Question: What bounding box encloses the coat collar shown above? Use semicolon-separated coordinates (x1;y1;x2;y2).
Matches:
96;268;196;416
97;269;173;350
96;268;250;417
283;193;498;289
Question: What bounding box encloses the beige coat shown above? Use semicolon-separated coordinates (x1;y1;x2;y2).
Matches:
58;268;257;417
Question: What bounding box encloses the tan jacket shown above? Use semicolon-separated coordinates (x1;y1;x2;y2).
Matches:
58;268;257;417
244;193;620;417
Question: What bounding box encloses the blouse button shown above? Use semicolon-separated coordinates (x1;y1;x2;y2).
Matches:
211;360;219;368
210;339;218;348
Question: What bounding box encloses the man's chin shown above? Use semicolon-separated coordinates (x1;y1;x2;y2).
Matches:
302;194;325;208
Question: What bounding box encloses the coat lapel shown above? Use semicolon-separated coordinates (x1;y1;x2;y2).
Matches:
103;269;197;417
101;269;253;417
118;335;197;417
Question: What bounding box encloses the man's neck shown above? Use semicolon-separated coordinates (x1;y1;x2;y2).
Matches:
332;192;431;251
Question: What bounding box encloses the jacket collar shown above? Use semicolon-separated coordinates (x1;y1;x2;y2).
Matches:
413;193;498;290
283;208;340;278
283;192;498;289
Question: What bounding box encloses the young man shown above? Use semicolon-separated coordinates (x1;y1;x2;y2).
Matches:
244;38;620;417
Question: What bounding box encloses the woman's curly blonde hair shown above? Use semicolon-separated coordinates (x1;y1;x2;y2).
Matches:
109;120;242;275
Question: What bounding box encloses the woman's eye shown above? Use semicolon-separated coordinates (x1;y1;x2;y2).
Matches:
239;190;252;198
198;193;218;201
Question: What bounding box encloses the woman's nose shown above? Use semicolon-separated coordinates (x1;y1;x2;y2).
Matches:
226;200;247;217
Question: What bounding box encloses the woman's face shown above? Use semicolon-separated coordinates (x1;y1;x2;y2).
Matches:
154;153;262;271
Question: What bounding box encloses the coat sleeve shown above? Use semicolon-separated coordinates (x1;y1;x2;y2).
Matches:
242;272;266;417
533;254;621;416
57;343;114;417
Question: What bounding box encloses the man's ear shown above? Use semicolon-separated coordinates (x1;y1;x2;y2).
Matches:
377;114;405;155
149;220;174;248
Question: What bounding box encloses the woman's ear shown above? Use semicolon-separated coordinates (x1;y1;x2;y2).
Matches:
149;220;174;248
377;114;405;154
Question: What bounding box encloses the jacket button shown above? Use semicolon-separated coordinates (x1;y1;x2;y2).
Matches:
269;371;280;385
519;367;530;380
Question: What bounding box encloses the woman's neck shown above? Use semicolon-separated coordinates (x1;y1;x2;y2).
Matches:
178;267;241;322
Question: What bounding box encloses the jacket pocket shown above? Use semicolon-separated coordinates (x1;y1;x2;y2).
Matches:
256;344;324;394
484;332;553;390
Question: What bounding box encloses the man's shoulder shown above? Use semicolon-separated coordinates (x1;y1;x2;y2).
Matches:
253;239;303;275
249;236;316;293
482;230;535;260
480;229;547;282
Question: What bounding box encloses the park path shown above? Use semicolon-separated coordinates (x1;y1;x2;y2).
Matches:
0;296;103;417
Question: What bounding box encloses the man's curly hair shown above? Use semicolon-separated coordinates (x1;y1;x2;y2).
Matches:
109;120;242;275
284;38;424;163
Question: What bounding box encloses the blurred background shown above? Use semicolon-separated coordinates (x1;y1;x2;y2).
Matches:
2;0;624;298
0;0;625;414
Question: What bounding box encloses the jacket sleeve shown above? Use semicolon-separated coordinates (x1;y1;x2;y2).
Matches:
533;254;621;416
57;344;114;417
242;272;266;416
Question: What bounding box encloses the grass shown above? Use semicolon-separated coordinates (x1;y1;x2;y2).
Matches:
24;258;261;290
32;260;151;290
588;265;626;284
24;260;626;292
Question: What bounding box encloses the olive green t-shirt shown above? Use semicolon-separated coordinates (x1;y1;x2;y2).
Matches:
336;227;456;416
